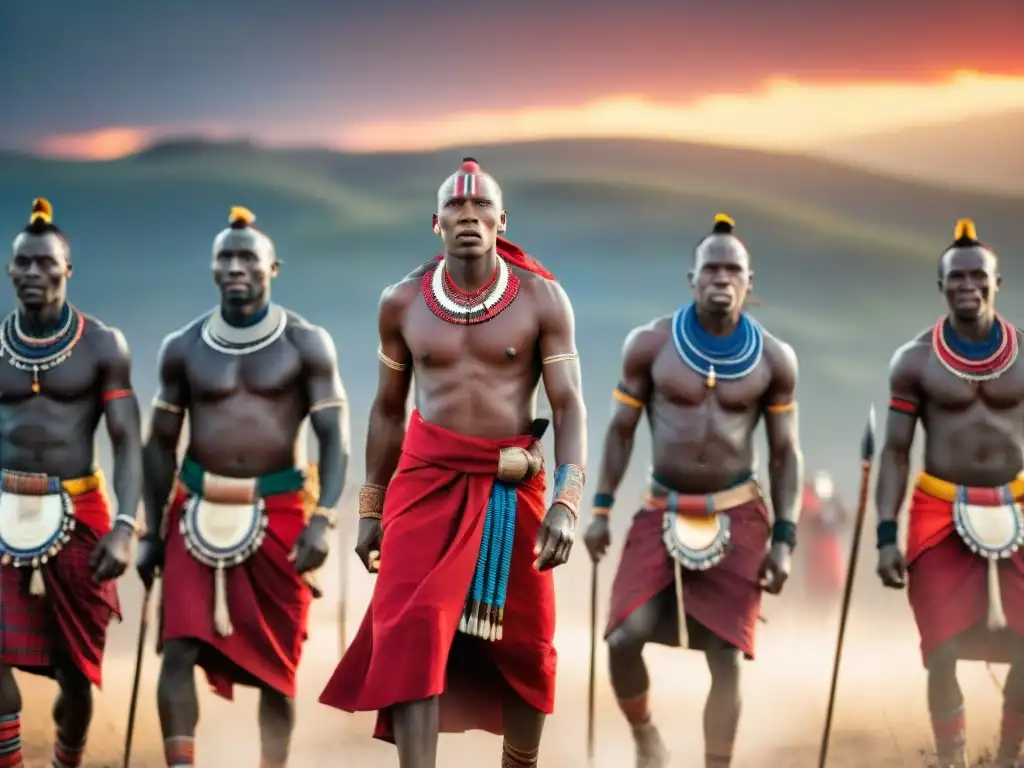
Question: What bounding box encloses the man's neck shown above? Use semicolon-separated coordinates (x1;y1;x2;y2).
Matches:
444;251;498;293
949;311;996;343
18;301;67;337
220;298;270;328
695;305;740;337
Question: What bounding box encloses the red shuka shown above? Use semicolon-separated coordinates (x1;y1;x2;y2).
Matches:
605;500;769;658
319;410;557;741
159;487;313;699
906;488;1024;664
0;486;119;687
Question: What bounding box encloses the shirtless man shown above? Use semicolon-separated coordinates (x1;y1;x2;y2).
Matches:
583;213;802;768
0;198;141;768
876;219;1024;768
319;158;587;768
136;206;349;768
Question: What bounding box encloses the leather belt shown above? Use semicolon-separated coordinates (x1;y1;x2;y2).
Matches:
644;479;762;517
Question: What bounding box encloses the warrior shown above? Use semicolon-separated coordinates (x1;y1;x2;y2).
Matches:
318;158;587;768
136;206;349;768
583;213;802;768
0;198;142;768
875;219;1024;768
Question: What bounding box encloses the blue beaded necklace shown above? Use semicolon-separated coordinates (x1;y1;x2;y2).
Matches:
671;302;763;387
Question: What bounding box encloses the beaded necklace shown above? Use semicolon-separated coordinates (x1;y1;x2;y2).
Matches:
931;314;1018;381
422;257;520;325
671;302;764;388
200;303;288;356
0;304;85;393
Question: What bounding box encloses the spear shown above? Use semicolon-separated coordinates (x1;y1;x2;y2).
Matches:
818;405;876;768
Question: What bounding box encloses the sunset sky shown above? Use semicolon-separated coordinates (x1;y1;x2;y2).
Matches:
2;0;1022;159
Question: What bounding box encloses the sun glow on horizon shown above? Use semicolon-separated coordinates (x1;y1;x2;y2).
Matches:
28;70;1024;160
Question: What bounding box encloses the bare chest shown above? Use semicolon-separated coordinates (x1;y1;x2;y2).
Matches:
650;346;770;411
185;339;303;400
403;299;540;372
922;356;1024;411
0;346;99;403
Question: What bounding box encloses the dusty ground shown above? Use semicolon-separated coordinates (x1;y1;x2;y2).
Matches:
14;549;1012;767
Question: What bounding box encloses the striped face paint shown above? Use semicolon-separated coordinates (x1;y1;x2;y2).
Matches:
437;158;502;210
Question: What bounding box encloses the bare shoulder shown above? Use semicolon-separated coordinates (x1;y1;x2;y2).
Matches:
889;329;932;383
158;315;205;366
80;313;130;361
379;273;422;319
401;258;438;281
624;315;671;361
761;329;798;381
519;269;572;313
283;310;337;365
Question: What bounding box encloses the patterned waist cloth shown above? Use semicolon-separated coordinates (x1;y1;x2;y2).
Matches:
0;468;104;498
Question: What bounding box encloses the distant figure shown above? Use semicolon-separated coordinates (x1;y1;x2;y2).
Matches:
137;207;349;768
875;219;1024;768
799;470;848;601
584;213;803;768
319;158;586;768
0;198;142;768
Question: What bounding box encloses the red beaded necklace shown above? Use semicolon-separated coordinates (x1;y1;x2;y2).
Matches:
931;314;1018;381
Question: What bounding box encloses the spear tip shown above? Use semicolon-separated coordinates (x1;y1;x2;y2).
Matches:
861;404;876;462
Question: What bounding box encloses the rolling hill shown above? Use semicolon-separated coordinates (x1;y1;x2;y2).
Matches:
0;137;1021;524
814;110;1024;194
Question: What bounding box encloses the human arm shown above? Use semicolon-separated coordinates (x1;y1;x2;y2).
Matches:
89;327;144;580
584;323;661;561
355;283;415;570
534;279;587;569
873;342;924;588
758;338;803;594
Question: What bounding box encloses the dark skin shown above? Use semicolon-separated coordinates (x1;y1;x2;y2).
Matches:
137;232;349;765
354;177;586;768
583;234;802;766
876;245;1024;762
0;229;142;747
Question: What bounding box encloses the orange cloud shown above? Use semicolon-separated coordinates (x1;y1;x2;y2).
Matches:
34;127;155;161
337;70;1024;152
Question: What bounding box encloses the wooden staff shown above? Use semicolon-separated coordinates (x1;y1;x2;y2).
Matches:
124;580;155;768
586;560;599;766
818;405;876;768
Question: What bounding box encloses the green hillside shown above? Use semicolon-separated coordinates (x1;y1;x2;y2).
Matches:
0;137;1021;519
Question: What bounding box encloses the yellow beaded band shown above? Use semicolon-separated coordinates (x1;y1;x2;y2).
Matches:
358;483;387;519
541;351;578;365
765;401;796;414
152;398;184;414
552;463;586;522
591;507;610;517
378;345;409;372
612;387;644;409
309;396;346;414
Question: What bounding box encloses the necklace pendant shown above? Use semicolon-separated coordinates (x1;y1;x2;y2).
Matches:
706;365;716;389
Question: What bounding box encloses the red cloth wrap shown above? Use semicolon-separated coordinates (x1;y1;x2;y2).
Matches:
319;410;556;741
605;499;769;658
159;487;312;699
0;486;119;687
906;487;1024;664
432;237;555;280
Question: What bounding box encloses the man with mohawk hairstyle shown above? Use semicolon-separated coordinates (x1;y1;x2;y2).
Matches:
876;219;1024;768
584;213;802;768
320;158;587;768
0;197;142;768
138;206;350;768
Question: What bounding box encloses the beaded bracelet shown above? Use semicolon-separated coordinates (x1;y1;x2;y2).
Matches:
114;513;141;537
877;520;898;548
358;483;387;520
592;492;614;517
552;464;586;522
771;519;797;549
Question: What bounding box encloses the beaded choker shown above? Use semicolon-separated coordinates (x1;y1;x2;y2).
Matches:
932;314;1018;381
201;303;287;355
0;304;85;394
671;302;763;388
422;257;520;325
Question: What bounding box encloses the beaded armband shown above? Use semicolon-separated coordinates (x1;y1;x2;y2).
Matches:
889;398;918;417
542;351;578;365
309;397;346;414
592;491;614;517
552;463;586;521
612;385;644;409
877;520;899;548
152;397;184;414
771;519;797;549
378;345;409;372
103;388;133;403
765;400;796;415
358;483;387;519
